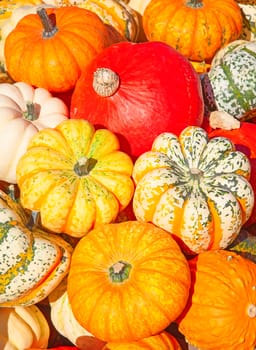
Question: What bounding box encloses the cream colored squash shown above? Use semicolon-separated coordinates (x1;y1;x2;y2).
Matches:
132;126;254;254
0;81;68;184
0;305;50;350
126;0;150;15
49;278;107;349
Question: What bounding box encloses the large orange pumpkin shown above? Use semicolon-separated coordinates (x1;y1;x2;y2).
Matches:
103;331;182;349
143;0;243;63
67;221;191;343
178;249;256;350
4;6;123;92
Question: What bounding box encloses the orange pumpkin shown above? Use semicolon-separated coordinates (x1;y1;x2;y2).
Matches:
143;0;243;63
103;331;182;350
178;250;256;350
4;6;123;92
67;221;191;343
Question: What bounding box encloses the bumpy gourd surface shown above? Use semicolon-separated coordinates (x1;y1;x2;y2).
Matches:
16;119;134;237
132;126;254;254
208;41;256;118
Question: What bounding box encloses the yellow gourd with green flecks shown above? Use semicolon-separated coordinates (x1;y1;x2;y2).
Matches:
132;126;254;255
16;119;135;238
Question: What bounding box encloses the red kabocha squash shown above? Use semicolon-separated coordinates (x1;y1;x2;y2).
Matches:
4;6;123;92
67;221;191;342
178;249;256;350
208;121;256;227
70;41;204;159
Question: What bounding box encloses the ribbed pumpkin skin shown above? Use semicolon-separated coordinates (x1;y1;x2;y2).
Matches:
103;331;182;350
44;0;140;42
178;250;256;350
67;221;191;343
143;0;243;62
132;126;254;254
208;122;256;227
205;40;256;118
16;119;134;237
4;7;122;92
0;190;72;307
70;41;204;159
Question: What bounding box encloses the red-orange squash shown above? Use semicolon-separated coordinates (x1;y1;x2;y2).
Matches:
70;41;204;159
4;6;123;92
67;221;191;342
178;249;256;350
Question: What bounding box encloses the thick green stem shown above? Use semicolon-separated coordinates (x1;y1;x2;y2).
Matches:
109;261;132;283
73;156;97;176
37;7;58;38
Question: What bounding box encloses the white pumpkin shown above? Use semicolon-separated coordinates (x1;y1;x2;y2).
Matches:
0;81;68;184
0;305;50;350
49;279;94;346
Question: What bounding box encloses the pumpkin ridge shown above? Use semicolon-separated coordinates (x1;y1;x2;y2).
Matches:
163;3;186;47
131;276;181;325
121;282;155;340
194;262;247;301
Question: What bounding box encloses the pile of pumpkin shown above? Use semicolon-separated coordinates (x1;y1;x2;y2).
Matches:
0;0;256;349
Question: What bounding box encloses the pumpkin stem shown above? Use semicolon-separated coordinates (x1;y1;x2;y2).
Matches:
109;260;132;283
26;210;40;231
24;103;38;121
37;7;58;38
93;68;120;97
247;304;256;318
74;156;97;176
186;0;203;8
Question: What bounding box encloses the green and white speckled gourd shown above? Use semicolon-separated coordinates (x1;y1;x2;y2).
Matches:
132;126;255;255
201;39;256;119
237;0;256;41
0;189;72;307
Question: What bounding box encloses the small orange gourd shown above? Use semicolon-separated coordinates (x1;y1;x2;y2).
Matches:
178;250;256;350
143;0;243;63
4;6;123;92
67;221;191;343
